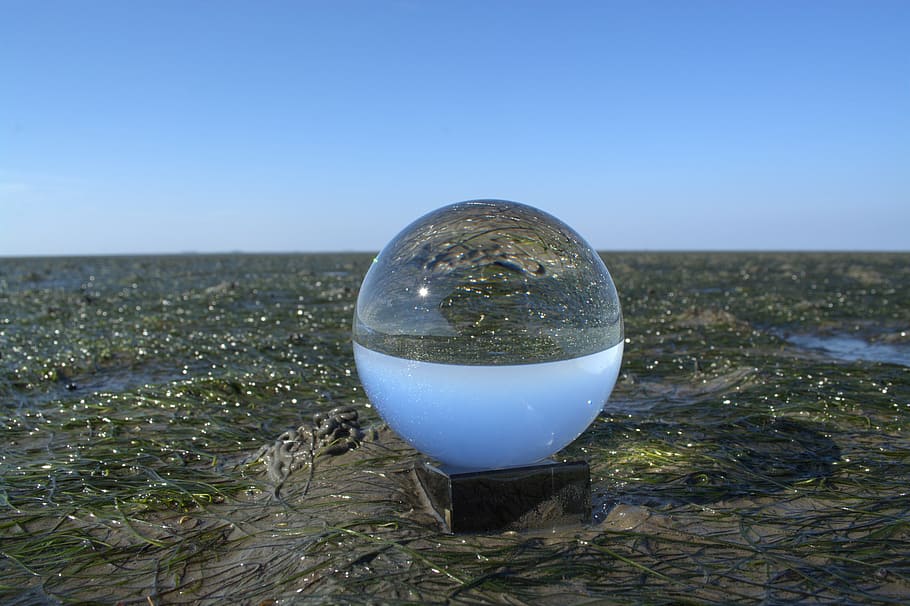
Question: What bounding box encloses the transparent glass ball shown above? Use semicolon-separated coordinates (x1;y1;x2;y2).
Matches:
353;199;623;471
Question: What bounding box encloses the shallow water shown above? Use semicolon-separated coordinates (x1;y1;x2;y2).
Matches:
786;332;910;366
1;252;909;605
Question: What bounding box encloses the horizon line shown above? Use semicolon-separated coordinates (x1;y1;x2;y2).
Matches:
2;248;909;260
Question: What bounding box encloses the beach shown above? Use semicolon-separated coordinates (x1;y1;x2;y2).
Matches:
2;252;909;604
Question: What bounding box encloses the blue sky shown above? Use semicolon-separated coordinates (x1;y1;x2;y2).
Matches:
1;1;908;255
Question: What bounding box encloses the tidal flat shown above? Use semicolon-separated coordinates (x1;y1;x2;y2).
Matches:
1;252;909;605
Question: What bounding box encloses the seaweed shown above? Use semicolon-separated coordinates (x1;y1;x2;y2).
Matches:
1;252;909;604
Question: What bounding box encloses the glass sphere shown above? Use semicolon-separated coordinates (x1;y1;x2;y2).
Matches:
353;199;623;471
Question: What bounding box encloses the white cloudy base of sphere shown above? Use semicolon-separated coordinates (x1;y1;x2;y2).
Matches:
353;341;624;472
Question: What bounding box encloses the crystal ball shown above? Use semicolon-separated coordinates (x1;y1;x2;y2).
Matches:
353;199;623;471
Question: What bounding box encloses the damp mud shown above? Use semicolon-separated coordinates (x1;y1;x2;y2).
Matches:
2;252;909;604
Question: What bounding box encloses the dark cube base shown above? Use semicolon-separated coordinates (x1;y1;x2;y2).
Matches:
414;460;590;533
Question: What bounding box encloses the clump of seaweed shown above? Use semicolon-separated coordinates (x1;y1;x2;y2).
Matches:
2;252;910;604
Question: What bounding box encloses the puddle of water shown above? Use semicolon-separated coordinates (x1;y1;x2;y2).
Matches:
785;334;910;367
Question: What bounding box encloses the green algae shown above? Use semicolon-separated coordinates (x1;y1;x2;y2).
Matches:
1;252;909;604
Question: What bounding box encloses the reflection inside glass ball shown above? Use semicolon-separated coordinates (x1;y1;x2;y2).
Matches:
353;199;623;471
